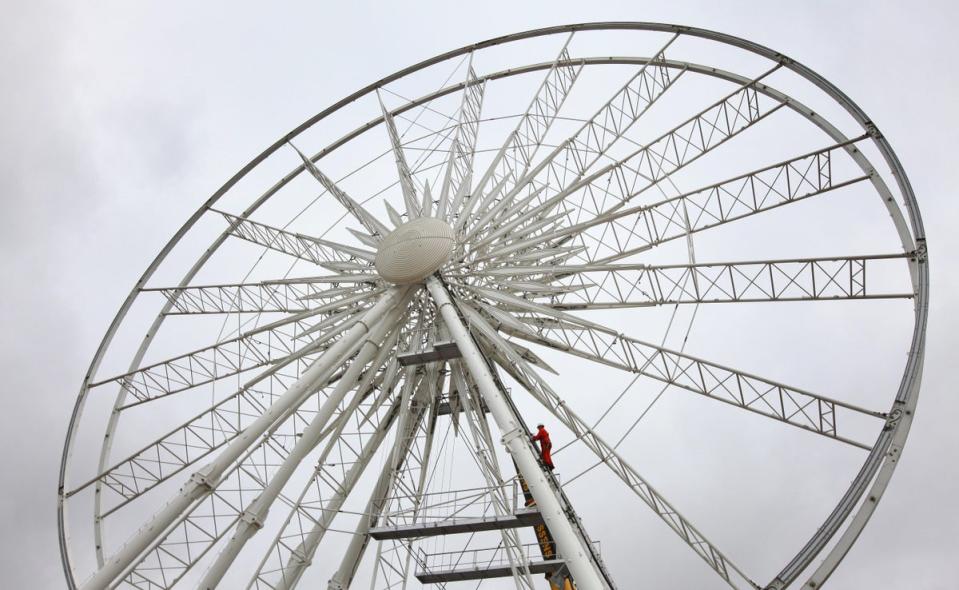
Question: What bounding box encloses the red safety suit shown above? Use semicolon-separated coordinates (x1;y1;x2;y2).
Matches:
531;425;554;470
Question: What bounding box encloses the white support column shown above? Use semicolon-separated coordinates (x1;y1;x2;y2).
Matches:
198;291;412;589
81;287;409;590
425;277;608;590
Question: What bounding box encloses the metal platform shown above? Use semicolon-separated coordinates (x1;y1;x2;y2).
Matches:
396;341;462;366
369;507;543;540
416;559;565;583
435;398;489;416
415;540;574;584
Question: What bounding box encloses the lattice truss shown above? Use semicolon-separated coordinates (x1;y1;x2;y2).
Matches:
61;25;925;590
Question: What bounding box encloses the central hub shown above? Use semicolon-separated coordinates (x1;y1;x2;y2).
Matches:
374;217;456;284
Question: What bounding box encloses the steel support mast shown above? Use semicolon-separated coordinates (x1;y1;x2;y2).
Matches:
81;288;409;590
426;276;609;590
196;293;411;588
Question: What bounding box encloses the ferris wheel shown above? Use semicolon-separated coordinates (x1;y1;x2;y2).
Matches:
58;23;928;590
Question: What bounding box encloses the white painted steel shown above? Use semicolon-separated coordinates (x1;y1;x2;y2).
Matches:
196;292;411;588
60;23;927;590
426;277;609;590
79;288;407;590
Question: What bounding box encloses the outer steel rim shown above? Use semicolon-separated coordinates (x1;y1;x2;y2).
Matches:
59;22;928;589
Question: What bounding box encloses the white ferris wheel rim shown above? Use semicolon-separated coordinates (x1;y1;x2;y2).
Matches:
58;22;929;590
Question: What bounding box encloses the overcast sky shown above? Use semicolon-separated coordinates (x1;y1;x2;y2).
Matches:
2;1;958;588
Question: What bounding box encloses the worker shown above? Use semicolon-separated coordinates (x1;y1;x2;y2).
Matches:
531;423;554;471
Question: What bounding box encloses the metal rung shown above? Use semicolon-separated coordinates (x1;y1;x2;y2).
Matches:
369;508;542;540
397;341;462;366
416;559;564;583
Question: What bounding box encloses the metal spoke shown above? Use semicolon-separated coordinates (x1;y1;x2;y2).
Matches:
196;294;413;588
476;137;868;265
143;280;377;315
119;301;412;590
465;308;757;588
456;33;583;231
219;210;376;266
70;353;341;515
88;300;373;409
378;91;421;218
457;289;885;448
289;142;390;239
114;381;349;589
439;57;486;220
465;34;683;242
470;64;785;268
457;253;915;309
244;331;405;589
81;290;409;590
